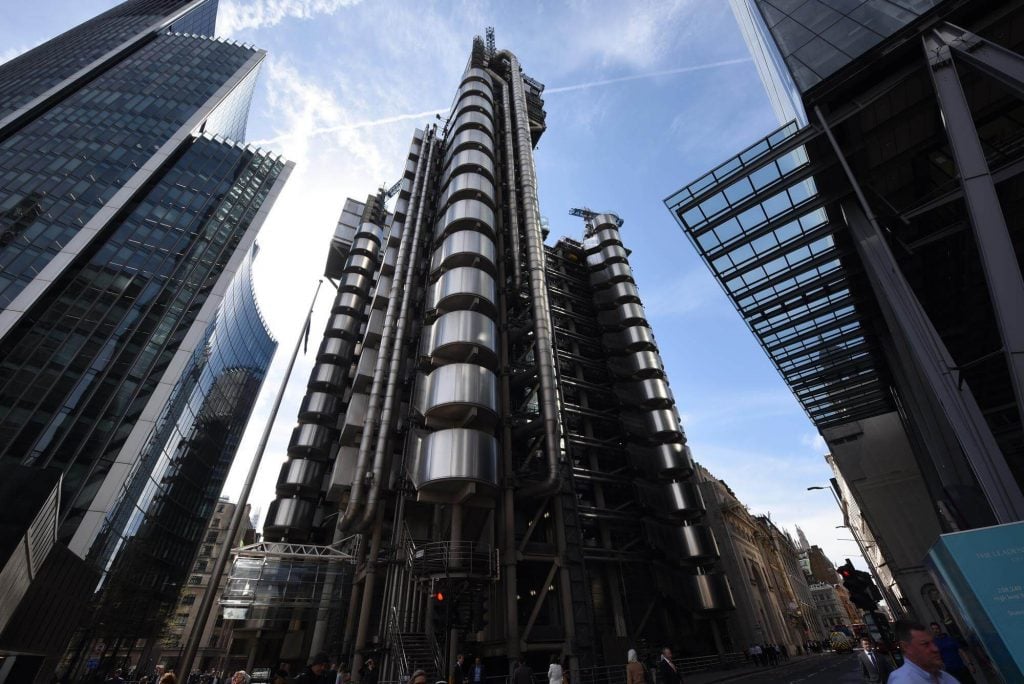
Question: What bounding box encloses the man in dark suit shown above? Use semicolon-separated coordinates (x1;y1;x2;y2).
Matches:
656;647;681;684
469;657;485;684
512;659;533;684
858;638;894;683
453;654;467;684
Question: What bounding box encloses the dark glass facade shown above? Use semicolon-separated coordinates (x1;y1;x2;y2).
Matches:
81;244;275;644
0;0;213;120
0;31;258;307
754;0;940;90
0;135;285;539
0;1;289;678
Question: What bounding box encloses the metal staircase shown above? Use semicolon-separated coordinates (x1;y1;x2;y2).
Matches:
397;631;442;683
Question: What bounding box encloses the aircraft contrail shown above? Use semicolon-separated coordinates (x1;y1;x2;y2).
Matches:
253;108;447;145
255;58;750;145
544;57;751;93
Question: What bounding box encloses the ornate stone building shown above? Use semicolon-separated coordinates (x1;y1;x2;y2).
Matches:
696;464;825;650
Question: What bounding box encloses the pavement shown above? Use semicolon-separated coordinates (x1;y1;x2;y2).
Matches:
685;652;860;684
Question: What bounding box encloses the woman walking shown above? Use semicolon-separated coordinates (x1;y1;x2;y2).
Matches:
548;655;563;684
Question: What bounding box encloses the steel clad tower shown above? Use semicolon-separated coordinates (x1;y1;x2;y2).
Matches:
248;33;733;678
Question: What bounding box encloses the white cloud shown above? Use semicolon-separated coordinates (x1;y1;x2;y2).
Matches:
218;0;361;35
801;431;828;453
221;50;442;511
560;0;698;71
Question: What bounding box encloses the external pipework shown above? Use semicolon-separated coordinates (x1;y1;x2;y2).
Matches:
263;208;383;541
338;133;431;532
497;78;522;293
504;51;563;498
359;129;438;530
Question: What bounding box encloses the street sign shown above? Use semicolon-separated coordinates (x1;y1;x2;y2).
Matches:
927;521;1024;680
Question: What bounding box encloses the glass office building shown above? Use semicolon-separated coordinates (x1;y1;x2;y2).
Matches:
728;0;806;125
72;246;276;671
751;0;942;91
0;1;290;679
668;1;1024;662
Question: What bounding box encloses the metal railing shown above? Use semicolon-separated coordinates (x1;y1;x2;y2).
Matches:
407;540;499;579
387;606;410;682
535;655;748;684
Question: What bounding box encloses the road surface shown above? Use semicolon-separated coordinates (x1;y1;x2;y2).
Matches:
723;653;862;683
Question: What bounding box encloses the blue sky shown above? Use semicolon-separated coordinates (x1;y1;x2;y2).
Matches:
0;0;869;571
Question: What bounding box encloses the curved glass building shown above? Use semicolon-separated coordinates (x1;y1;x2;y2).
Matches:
83;244;276;652
0;1;291;678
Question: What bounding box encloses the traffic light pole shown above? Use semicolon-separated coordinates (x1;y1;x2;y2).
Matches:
812;481;904;618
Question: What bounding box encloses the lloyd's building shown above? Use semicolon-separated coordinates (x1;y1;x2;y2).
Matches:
223;32;735;680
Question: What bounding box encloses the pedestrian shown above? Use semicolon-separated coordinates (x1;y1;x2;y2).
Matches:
512;659;533;684
888;620;960;683
229;672;250;684
626;649;645;684
408;670;428;684
469;657;485;684
547;655;562;684
930;623;975;683
159;674;177;684
779;644;789;662
858;637;893;683
454;655;468;684
656;647;681;684
748;644;762;667
293;653;331;684
323;659;342;684
363;659;378;684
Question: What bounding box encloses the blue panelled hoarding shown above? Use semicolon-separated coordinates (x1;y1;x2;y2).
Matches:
926;521;1024;680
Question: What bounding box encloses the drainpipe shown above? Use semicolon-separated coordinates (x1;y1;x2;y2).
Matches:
359;130;438;530
500;51;562;498
496;76;523;293
338;131;430;531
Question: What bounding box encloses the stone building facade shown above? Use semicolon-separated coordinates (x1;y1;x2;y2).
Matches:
696;464;825;651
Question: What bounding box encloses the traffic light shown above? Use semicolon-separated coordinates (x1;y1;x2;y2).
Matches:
839;559;879;611
431;591;448;628
469;592;489;632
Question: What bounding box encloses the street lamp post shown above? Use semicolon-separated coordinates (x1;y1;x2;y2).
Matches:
806;482;904;618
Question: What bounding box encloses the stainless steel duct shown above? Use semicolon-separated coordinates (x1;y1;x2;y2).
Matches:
338;132;431;532
359;130;438;529
498;77;522;292
504;52;562;498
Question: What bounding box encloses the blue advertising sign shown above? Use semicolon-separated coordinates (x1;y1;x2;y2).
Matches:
926;521;1024;680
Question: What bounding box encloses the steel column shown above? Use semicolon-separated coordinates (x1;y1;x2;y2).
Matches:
815;106;1024;523
936;23;1024;97
924;31;1024;445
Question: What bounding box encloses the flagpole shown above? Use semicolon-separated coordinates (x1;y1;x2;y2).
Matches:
178;279;323;678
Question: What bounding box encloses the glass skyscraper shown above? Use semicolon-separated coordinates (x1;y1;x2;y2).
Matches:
0;1;289;680
667;3;1024;669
